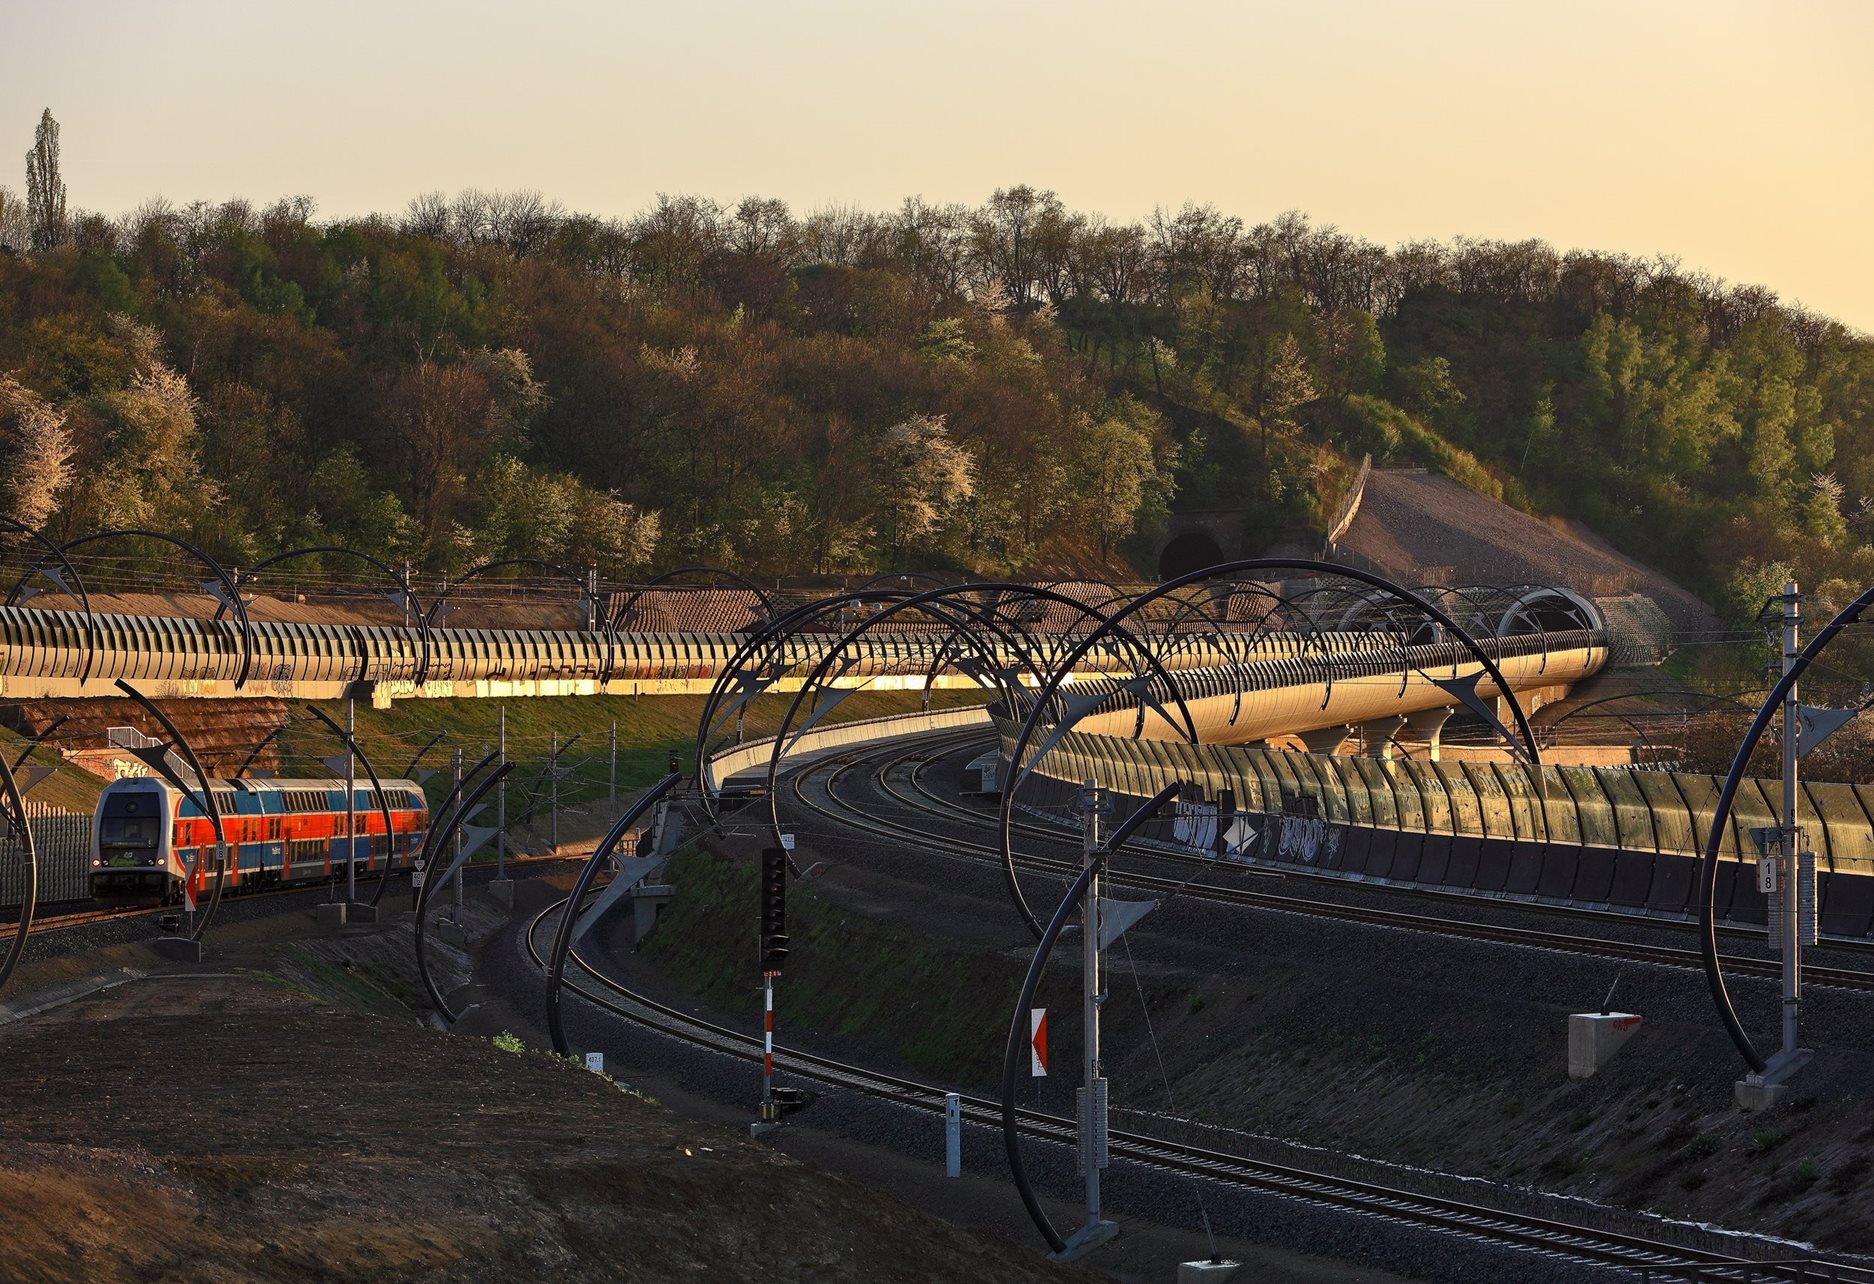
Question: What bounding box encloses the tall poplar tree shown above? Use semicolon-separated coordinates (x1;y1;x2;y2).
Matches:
24;108;66;252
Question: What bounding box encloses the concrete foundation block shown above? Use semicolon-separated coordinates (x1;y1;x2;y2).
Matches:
1568;1012;1641;1079
345;903;378;924
1047;1220;1119;1264
152;936;202;963
315;903;348;933
488;878;514;909
1178;1262;1241;1284
1735;1078;1789;1111
1735;1049;1813;1111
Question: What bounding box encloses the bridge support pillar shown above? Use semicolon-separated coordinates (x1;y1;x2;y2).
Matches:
1357;716;1405;758
1297;724;1351;756
1400;708;1453;761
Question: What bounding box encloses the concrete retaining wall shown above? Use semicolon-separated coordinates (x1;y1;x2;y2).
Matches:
705;705;993;793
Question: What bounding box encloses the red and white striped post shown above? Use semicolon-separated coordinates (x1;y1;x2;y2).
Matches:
755;845;789;1133
760;976;778;1121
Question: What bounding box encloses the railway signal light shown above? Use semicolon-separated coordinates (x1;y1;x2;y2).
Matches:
761;933;790;976
760;846;788;975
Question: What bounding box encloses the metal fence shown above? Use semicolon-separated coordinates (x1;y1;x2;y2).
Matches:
0;804;95;908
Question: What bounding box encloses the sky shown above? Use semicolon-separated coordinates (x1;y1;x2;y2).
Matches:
4;0;1871;329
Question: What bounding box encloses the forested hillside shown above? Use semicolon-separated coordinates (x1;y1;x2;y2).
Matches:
2;110;1871;617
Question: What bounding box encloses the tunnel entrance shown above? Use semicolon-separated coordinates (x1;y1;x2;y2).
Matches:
1158;530;1225;581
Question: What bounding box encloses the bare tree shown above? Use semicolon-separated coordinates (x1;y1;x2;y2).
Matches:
969;185;1062;307
24;108;67;252
0;184;27;251
403;191;451;239
728;196;795;260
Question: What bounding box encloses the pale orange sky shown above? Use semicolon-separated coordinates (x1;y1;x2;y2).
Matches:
6;0;1871;330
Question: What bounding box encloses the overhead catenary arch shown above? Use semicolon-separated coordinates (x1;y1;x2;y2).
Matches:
0;515;97;684
217;544;432;685
997;558;1547;939
420;557;613;684
693;590;924;777
1697;583;1874;1075
759;582;1203;855
0;749;39;997
113;679;231;941
12;528;254;690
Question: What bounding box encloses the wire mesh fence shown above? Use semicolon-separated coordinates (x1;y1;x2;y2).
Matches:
0;804;95;908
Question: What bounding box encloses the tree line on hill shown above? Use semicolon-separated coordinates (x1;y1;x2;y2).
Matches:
2;108;1871;620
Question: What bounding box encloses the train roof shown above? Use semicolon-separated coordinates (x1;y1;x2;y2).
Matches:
101;776;425;794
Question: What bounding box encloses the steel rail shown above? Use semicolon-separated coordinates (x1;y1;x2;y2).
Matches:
788;738;1874;994
889;728;1844;955
520;899;1860;1282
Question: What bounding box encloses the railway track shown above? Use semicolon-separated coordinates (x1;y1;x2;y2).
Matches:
3;847;582;939
779;731;1874;994
524;894;1869;1282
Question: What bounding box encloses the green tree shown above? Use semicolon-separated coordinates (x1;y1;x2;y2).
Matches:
306;446;420;555
1068;401;1174;560
1251;333;1316;465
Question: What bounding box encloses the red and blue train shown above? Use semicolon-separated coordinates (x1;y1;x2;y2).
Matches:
90;775;430;904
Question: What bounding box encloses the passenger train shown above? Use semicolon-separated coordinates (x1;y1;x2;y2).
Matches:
91;775;429;904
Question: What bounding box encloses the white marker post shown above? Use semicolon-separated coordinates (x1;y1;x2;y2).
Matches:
1031;1008;1048;1077
945;1092;961;1177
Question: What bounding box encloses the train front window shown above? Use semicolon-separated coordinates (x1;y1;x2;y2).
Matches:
99;817;156;844
99;787;163;866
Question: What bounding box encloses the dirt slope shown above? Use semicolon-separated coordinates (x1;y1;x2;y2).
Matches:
0;973;1079;1284
1336;469;1718;634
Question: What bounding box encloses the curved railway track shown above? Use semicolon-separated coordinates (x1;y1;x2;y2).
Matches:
779;730;1874;994
523;893;1869;1282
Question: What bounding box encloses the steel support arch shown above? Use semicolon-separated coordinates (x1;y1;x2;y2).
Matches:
761;583;1201;857
693;592;894;773
19;530;257;690
1697;583;1874;1074
114;680;231;940
997;559;1546;940
999;779;1183;1254
544;772;684;1054
414;752;514;1022
0;515;98;685
756;589;1089;851
219;545;432;688
0;750;39;996
301;704;405;910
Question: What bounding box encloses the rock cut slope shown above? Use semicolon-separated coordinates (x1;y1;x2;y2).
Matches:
1332;469;1718;637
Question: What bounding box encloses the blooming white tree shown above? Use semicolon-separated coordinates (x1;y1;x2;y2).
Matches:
0;374;73;527
871;413;975;563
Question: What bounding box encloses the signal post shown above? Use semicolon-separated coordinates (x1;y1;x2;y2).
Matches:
753;842;790;1137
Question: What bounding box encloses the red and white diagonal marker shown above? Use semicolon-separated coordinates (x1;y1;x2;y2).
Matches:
1030;1008;1047;1077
